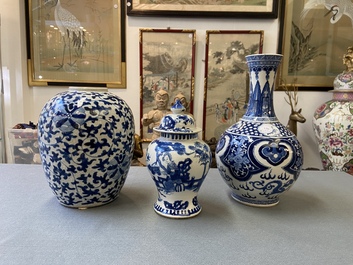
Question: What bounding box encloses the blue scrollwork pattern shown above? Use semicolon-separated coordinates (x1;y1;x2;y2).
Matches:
38;90;135;207
216;122;303;205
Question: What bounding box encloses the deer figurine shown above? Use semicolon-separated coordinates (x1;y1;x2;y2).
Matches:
284;83;306;136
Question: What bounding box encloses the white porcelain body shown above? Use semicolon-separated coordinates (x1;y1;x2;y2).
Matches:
313;92;353;174
146;133;211;218
38;90;135;208
216;54;303;207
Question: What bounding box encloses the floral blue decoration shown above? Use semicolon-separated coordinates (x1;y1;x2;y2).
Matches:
38;90;135;208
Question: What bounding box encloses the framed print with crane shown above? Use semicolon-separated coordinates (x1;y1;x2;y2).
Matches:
278;0;353;90
25;0;126;88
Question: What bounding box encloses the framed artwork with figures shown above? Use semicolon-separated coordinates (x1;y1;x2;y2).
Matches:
278;0;353;90
139;28;195;142
203;30;264;143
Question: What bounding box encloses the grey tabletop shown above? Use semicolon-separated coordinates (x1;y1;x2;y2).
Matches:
1;164;353;265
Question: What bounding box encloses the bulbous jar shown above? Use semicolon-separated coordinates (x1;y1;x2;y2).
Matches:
146;99;212;218
313;47;353;174
38;87;135;208
216;54;303;207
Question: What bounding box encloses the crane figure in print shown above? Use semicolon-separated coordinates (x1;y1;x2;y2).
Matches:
301;0;353;30
45;0;86;70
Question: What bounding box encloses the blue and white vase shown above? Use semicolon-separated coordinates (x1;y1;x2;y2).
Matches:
146;99;211;218
216;54;303;207
38;87;135;208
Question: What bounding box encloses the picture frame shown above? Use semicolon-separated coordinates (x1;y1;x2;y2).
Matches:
25;0;126;88
139;28;195;141
277;0;353;90
127;0;278;18
203;30;264;142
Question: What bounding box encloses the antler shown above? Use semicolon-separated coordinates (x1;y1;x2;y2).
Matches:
282;79;299;112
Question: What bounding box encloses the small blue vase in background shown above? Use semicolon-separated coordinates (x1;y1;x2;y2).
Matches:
216;54;303;207
38;87;135;208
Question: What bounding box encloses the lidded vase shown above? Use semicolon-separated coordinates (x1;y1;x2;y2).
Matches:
146;99;212;218
38;87;135;208
313;46;353;174
215;54;303;207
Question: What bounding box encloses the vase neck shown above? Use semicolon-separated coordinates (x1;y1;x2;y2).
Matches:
160;132;198;140
242;54;282;121
68;87;109;92
332;91;353;101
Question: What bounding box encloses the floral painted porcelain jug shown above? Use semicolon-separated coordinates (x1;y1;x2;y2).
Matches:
146;99;212;218
313;46;353;174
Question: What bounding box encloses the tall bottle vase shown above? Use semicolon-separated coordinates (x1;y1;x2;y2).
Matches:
215;54;303;207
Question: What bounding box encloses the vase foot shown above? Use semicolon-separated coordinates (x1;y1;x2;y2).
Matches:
57;196;118;209
231;193;279;207
153;203;202;219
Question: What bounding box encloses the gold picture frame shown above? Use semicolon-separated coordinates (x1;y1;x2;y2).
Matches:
278;0;353;90
25;0;126;88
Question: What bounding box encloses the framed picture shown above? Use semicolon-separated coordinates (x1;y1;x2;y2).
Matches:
25;0;126;88
127;0;279;18
203;30;264;142
140;28;195;141
278;0;353;90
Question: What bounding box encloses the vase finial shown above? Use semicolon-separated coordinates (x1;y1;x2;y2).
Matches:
343;46;353;72
171;98;185;114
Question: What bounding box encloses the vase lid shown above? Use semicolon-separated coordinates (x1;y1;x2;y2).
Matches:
154;99;201;134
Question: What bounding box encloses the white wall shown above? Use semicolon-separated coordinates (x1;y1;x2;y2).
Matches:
0;1;332;168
